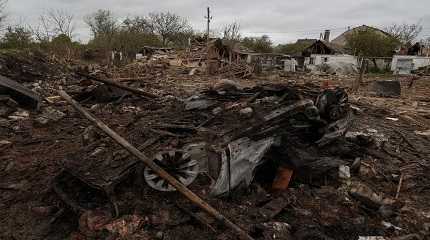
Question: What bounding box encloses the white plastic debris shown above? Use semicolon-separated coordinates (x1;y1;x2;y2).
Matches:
0;140;12;147
381;221;403;231
339;165;351;179
239;107;253;118
415;130;430;136
8;110;30;120
386;117;399;121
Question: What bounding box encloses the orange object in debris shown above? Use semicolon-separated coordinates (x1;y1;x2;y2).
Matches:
322;80;331;89
272;166;294;191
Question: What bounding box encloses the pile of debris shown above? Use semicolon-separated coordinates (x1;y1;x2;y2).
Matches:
412;66;430;76
218;62;255;79
108;59;170;80
2;49;430;240
179;37;207;66
48;78;401;239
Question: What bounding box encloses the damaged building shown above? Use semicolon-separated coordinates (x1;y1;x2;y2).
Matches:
392;42;430;75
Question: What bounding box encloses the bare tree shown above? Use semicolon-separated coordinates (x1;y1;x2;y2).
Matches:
29;15;53;42
147;12;192;46
47;9;75;38
122;16;152;34
222;22;241;42
84;9;117;39
385;23;423;45
29;9;75;42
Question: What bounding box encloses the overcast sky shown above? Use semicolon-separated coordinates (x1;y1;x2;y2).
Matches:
6;0;430;44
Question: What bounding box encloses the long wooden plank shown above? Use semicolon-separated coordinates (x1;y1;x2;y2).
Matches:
77;73;158;99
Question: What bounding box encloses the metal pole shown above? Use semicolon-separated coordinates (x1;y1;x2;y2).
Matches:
205;7;212;42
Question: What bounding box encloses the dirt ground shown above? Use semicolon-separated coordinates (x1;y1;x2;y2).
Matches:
1;51;430;240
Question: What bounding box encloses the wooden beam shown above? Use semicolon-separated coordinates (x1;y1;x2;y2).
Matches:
77;72;158;99
58;90;254;240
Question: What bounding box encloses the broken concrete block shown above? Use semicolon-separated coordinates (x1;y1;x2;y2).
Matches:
82;126;100;146
213;79;242;92
8;110;30;120
35;107;65;125
339;165;351;179
184;97;215;110
415;130;430;136
370;80;401;98
259;196;291;221
212;107;223;115
90;147;105;157
381;221;402;231
189;68;198;76
261;222;292;240
0;140;12;147
239;107;253;118
79;210;112;237
104;215;145;238
350;182;383;208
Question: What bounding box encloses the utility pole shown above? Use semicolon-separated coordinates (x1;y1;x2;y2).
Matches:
205;7;212;42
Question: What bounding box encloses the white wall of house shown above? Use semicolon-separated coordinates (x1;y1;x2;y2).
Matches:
391;55;430;74
283;59;297;72
305;54;357;66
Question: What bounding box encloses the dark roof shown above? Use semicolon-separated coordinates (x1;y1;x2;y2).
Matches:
302;40;345;56
296;39;318;45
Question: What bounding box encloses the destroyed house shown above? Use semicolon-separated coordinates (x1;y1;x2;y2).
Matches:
231;50;289;72
391;43;430;74
301;40;356;67
136;46;174;59
302;40;344;56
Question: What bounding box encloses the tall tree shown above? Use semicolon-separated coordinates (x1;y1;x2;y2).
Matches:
275;42;313;55
346;28;399;57
241;35;273;53
30;9;75;42
111;17;162;59
222;22;241;42
46;9;75;38
147;12;192;46
122;16;152;34
385;23;423;45
1;26;32;49
84;9;118;39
